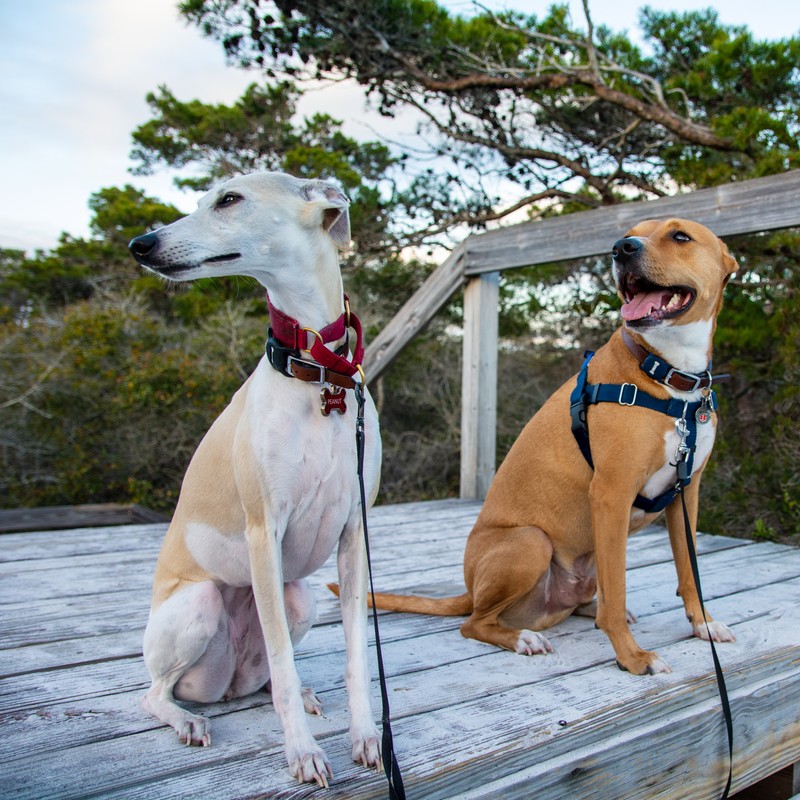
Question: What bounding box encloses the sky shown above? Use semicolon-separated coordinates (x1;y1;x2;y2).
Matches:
2;0;799;253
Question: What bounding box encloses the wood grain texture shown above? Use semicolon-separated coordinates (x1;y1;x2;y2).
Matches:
1;499;798;799
464;169;800;275
460;272;500;498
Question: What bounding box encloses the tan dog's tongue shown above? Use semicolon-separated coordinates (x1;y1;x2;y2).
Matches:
621;290;667;321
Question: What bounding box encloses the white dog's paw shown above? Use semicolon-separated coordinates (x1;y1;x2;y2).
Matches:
286;740;333;788
351;725;382;771
301;686;324;716
176;713;212;747
515;629;554;655
141;692;211;747
694;620;736;643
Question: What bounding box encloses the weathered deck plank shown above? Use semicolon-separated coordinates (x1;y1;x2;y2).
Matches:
1;498;799;799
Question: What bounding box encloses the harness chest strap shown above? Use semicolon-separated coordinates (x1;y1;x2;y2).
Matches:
570;350;715;513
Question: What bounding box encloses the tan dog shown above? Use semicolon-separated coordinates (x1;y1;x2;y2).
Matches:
362;218;737;675
128;172;381;787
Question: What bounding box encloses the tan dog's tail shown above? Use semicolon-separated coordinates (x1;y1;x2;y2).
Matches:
327;584;472;616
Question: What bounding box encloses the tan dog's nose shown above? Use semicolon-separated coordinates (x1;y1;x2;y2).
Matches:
612;237;642;264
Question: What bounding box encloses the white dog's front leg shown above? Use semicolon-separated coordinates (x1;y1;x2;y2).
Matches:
246;522;332;787
337;518;382;771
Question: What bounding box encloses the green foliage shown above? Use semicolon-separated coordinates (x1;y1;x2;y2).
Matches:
181;0;800;225
0;181;268;512
696;228;800;543
0;295;261;511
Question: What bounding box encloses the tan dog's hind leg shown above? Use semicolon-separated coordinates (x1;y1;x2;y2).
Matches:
461;525;555;656
664;484;736;644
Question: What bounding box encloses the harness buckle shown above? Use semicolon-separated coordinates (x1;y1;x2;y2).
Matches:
618;383;638;406
570;398;587;431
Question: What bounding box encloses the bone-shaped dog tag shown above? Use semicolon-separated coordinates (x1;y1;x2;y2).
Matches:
321;386;347;416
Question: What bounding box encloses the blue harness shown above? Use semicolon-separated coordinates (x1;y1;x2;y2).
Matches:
569;349;717;513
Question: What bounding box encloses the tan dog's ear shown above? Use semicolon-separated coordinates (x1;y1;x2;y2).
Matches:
720;240;738;284
302;180;351;249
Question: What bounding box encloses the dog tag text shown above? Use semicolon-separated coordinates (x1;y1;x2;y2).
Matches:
321;386;347;416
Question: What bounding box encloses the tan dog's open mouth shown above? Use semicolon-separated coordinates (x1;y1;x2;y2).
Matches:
619;275;695;325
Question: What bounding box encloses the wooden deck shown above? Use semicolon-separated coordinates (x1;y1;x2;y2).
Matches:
2;498;800;799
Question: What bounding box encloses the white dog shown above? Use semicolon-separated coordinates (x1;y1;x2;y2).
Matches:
128;172;382;787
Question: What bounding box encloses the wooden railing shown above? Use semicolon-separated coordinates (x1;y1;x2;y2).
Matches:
363;170;800;499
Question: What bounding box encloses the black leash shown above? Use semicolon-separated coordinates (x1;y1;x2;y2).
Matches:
679;481;734;799
354;383;407;800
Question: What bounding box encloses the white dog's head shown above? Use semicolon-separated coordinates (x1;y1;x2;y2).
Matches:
129;172;350;287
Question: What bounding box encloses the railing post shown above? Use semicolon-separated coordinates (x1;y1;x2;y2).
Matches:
460;272;499;499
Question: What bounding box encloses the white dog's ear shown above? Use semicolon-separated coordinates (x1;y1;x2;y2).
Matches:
302;180;351;248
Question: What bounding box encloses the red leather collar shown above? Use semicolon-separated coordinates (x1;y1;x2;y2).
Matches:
267;293;365;381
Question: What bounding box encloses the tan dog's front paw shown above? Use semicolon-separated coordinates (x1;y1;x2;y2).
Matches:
515;629;554;655
287;741;333;788
693;620;736;643
351;726;382;771
615;650;671;675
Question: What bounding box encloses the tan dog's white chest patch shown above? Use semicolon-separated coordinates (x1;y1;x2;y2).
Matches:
639;415;716;503
640;318;714;374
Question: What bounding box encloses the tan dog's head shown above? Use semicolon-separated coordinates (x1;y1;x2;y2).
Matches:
612;218;737;330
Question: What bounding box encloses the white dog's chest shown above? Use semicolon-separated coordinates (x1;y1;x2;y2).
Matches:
247;363;379;580
186;361;380;585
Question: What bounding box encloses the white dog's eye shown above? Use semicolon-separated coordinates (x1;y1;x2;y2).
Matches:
672;231;691;243
216;192;242;208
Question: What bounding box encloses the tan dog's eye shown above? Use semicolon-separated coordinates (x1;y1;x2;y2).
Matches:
672;231;691;243
216;192;242;208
